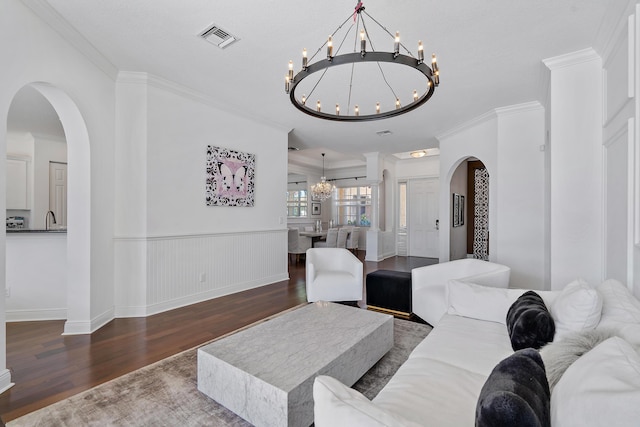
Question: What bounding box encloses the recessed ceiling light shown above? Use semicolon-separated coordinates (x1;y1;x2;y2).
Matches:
376;130;393;136
410;150;427;158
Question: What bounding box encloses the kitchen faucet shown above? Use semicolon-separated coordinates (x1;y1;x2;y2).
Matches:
45;210;57;230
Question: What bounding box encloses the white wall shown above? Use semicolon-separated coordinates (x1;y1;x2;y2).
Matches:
438;113;498;263
6;233;66;321
598;1;640;297
0;0;117;390
114;73;290;317
438;103;546;290
494;104;546;289
544;50;603;290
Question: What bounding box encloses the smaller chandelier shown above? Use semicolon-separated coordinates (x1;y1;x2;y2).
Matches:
311;153;335;201
285;1;439;122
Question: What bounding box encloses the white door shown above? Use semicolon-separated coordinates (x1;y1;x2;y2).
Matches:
49;162;67;227
408;178;439;258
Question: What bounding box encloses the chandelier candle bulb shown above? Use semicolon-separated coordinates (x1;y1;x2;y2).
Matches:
355;105;359;116
285;75;290;93
417;41;424;63
301;94;306;105
327;36;333;60
288;60;294;81
302;48;308;69
376;102;380;114
396;98;401;109
360;29;366;55
317;100;321;112
413;90;418;102
394;31;400;56
336;104;340;115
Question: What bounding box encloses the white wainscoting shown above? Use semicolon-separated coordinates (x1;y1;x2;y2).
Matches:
115;229;288;317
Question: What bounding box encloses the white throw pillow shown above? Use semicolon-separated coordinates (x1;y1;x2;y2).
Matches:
446;280;526;324
313;375;420;427
550;278;602;340
552;337;640;427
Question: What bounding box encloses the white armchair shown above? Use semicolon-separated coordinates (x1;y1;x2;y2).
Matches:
305;248;363;303
412;259;510;326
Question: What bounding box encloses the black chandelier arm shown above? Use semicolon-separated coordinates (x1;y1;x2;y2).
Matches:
289;51;436;121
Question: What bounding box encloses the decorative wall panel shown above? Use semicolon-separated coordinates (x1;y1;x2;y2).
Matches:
473;168;489;260
115;229;288;316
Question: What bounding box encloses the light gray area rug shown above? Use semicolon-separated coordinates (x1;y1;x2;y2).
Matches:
9;316;431;427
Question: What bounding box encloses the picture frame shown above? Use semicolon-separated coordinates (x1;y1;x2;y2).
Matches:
312;202;321;215
459;195;465;226
452;193;460;227
206;146;255;207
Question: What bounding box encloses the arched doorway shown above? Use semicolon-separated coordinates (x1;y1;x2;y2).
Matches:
449;157;489;260
5;82;91;335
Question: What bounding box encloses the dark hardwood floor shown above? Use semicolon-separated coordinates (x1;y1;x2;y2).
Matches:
0;253;437;423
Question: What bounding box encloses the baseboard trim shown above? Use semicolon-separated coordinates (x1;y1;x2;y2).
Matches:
63;307;115;335
115;273;289;318
0;369;14;395
6;308;67;322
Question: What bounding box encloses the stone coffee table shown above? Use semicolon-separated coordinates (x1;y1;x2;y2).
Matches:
197;301;393;427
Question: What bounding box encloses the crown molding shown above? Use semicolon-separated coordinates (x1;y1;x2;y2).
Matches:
435;109;498;142
19;0;118;80
494;101;544;117
116;71;291;134
542;48;600;71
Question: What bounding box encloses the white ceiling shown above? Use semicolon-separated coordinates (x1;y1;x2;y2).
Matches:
10;0;624;167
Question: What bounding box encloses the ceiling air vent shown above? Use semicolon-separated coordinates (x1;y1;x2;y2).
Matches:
376;130;393;137
199;24;238;49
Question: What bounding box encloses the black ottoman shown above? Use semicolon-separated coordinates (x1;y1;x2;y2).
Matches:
366;270;412;318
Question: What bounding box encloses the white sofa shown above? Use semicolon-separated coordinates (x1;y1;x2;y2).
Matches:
412;258;511;325
314;277;640;426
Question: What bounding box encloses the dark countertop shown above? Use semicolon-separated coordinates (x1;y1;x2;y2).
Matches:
7;228;67;233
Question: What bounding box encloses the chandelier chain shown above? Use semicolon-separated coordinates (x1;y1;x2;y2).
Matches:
306;68;329;101
346;14;362;112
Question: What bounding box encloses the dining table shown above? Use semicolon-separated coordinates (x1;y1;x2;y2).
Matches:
299;230;328;248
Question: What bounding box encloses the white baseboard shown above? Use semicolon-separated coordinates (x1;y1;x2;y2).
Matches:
63;307;115;335
6;308;66;322
0;369;14;395
115;273;289;318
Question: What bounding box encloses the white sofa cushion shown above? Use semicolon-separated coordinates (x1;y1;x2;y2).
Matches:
596;279;640;346
550;278;601;340
371;315;514;426
313;375;420;427
551;336;640;427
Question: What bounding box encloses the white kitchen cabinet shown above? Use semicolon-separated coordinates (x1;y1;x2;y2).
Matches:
7;157;29;209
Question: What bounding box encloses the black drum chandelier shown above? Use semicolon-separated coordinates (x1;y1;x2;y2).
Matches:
285;1;439;122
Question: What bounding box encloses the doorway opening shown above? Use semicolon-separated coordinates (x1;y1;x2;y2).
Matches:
447;157;490;262
5;82;91;335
